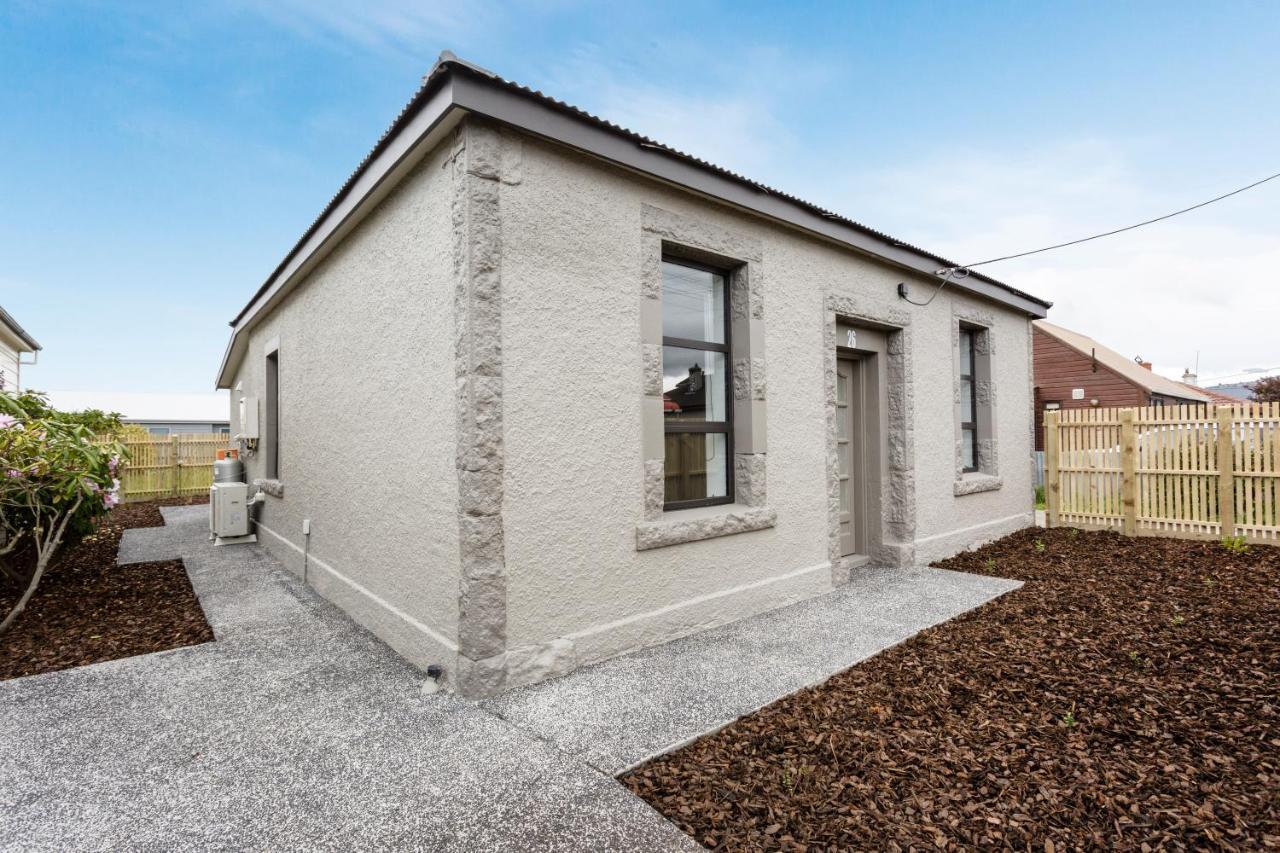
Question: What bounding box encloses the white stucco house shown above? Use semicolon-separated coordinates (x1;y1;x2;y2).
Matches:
216;54;1051;697
0;305;40;392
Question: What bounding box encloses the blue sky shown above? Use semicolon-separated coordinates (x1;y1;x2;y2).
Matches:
3;1;1278;395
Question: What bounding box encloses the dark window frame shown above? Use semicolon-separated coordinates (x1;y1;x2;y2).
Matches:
265;349;280;480
959;326;979;473
661;255;734;510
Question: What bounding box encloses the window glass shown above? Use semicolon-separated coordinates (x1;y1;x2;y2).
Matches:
663;432;728;502
960;378;974;415
661;258;732;508
662;347;727;422
959;329;973;375
961;427;976;469
661;262;725;344
148;427;170;437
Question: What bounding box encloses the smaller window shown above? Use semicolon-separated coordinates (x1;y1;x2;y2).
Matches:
958;328;978;473
265;350;280;480
148;426;170;437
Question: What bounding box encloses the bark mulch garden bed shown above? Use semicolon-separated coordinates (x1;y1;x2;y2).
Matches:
623;528;1279;850
0;498;214;680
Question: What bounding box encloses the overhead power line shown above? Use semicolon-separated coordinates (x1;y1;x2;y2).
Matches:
958;170;1280;270
900;169;1280;307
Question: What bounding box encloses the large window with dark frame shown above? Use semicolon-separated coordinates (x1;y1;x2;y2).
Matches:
661;258;732;509
958;327;979;472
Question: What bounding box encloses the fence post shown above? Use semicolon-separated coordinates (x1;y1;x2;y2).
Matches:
1045;410;1060;528
1216;406;1235;539
1120;408;1137;537
171;435;180;498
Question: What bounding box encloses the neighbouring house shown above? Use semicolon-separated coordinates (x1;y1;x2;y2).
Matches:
1032;319;1209;450
0;305;40;392
45;391;231;435
1176;370;1244;406
215;53;1052;697
1202;379;1268;402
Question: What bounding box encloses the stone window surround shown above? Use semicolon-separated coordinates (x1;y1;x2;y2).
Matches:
952;305;1002;496
824;293;916;579
636;204;773;551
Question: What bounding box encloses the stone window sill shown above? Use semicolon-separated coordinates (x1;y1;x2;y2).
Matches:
636;504;776;551
954;473;1001;496
253;478;284;498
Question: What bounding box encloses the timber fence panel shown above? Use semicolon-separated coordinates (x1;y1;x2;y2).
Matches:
1046;403;1279;545
101;434;233;501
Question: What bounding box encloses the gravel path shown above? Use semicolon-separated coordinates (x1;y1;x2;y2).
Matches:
1;504;1020;851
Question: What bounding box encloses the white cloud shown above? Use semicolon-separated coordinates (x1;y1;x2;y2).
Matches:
535;43;814;178
818;143;1280;384
238;0;492;60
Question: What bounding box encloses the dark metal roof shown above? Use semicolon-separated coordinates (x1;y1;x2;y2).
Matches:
0;305;40;351
229;52;1050;328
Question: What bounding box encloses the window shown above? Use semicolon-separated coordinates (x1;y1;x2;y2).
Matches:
661;258;732;509
148;426;170;437
265;349;280;479
958;328;978;472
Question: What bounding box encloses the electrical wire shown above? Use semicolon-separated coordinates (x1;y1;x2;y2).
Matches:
959;170;1280;270
901;169;1280;304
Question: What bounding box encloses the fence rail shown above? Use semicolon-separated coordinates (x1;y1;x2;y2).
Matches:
1045;402;1280;544
108;434;232;501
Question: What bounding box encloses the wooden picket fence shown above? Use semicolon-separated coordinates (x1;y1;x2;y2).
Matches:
107;434;232;501
1044;402;1280;544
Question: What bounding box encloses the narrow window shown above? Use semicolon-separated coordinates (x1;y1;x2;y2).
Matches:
959;328;978;472
148;426;170;437
661;258;732;509
265;350;280;479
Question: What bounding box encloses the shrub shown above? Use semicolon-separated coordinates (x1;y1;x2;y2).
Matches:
0;391;125;633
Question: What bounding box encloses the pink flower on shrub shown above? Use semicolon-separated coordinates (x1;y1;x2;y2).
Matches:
109;455;120;474
103;491;120;509
5;469;20;478
0;414;16;429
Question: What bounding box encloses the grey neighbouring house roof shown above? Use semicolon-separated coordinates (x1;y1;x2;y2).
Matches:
0;305;40;352
216;52;1052;389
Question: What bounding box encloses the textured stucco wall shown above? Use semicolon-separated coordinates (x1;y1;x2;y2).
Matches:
497;131;1034;678
229;141;460;671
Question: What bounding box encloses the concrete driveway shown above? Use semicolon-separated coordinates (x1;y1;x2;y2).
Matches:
0;506;1019;851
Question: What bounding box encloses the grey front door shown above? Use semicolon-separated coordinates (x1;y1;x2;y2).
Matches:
836;357;858;556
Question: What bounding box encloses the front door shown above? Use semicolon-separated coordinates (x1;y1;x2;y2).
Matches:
836;356;860;556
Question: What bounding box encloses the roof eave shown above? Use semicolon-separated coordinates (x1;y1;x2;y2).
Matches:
0;306;40;352
217;55;1052;387
216;77;463;388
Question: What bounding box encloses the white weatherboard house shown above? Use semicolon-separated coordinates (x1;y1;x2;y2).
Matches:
216;54;1051;698
0;305;40;393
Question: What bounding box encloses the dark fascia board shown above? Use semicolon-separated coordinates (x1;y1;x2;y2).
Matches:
216;56;1050;388
449;70;1050;318
0;305;40;351
215;79;461;388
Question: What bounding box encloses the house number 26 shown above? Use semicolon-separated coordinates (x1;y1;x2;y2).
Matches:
846;329;857;348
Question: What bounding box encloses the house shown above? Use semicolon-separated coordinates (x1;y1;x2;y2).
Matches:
1032;319;1208;450
45;391;231;435
215;53;1051;697
1202;381;1256;401
0;305;40;392
1176;372;1243;406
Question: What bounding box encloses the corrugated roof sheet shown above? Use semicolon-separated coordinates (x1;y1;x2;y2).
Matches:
230;52;1049;325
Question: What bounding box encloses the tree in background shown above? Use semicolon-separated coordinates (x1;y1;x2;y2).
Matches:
1250;375;1280;403
0;391;126;634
